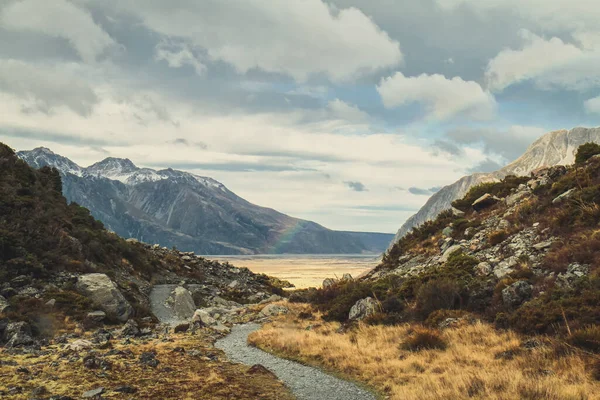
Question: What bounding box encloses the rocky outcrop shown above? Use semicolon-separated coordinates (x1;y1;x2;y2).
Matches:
502;281;533;308
390;127;600;248
76;274;133;322
349;297;378;321
259;304;289;317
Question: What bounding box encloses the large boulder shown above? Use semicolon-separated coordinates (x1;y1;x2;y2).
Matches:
472;193;501;211
76;274;133;322
259;303;289;317
348;297;378;321
502;281;532;308
3;321;33;347
440;245;462;263
166;287;195;320
552;188;576;204
322;278;336;288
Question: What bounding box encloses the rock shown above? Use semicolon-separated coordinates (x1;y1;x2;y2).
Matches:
0;295;10;313
113;385;137;394
139;352;159;368
82;387;104;398
552;188;576;204
86;311;106;323
192;310;217;326
439;318;462;329
259;294;284;304
451;207;465;217
173;322;190;333
472;193;501;211
341;273;353;282
64;339;94;352
228;280;239;288
475;262;493;277
247;364;277;378
45;298;56;308
533;241;553;251
440;245;462;263
348;297;378;321
440;238;454;253
211;296;241;308
502;281;533;308
119;320;140;337
3;322;33;347
259;304;289;317
322;278;336;288
506;191;528;207
494;256;518;279
166;287;195;320
211;323;231;334
442;226;454;237
464;227;475;237
75;274;133;322
181;255;193;262
498;219;511;230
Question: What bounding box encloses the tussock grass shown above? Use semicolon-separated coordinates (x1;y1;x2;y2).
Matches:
249;304;600;400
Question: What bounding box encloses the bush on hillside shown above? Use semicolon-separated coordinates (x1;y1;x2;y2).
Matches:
415;278;462;319
575;142;600;165
400;328;447;351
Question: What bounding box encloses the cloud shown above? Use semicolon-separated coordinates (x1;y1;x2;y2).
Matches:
377;72;496;120
115;0;402;82
467;158;503;173
431;139;463;157
0;59;98;116
0;0;117;63
584;96;600;114
408;187;437;196
485;30;585;92
326;99;369;123
445;125;546;161
345;181;368;192
155;40;206;75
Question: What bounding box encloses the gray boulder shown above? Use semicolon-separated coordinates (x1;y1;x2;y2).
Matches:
3;322;33;347
166;287;195;320
502;281;532;308
348;297;378;321
552;188;576;204
86;311;106;323
472;193;501;211
440;245;462;263
76;274;133;322
475;262;493;277
322;278;336;288
259;303;289;317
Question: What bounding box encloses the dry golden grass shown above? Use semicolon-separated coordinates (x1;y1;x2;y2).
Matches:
0;329;293;400
249;304;600;400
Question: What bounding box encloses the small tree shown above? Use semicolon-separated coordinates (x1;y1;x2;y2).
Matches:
575;142;600;165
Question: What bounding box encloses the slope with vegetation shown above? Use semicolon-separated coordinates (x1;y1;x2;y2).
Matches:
252;143;600;399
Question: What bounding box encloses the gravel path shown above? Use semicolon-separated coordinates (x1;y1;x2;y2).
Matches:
149;284;181;325
215;323;377;400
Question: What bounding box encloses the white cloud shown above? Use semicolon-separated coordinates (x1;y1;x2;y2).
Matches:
485;30;584;92
584;96;600;114
0;59;98;116
377;72;496;120
326;99;369;123
114;0;402;82
0;0;117;63
154;40;206;75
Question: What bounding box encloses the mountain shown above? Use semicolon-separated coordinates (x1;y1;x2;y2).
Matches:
390;126;600;247
18;147;393;255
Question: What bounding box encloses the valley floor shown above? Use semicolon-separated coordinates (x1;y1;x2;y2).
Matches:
249;304;600;400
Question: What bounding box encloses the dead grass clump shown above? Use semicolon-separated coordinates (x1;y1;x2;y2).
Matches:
568;326;600;353
488;230;509;246
400;328;447;352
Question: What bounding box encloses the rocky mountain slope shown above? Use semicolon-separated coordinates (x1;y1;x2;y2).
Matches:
390;126;600;247
18;147;393;255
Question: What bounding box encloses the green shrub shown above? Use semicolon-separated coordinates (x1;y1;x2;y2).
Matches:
415;278;461;319
575;142;600;165
400;328;448;351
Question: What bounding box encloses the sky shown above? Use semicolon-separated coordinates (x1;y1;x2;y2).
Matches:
0;0;599;233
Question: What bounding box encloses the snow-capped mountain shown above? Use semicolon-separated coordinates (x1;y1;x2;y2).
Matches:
390;126;600;247
18;148;393;255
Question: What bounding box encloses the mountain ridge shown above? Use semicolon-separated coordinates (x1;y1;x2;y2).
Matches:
17;147;393;255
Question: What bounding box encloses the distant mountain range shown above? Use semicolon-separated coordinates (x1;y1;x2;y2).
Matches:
18;148;393;255
389;126;600;247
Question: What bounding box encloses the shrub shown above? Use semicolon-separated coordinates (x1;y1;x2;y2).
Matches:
568;326;600;353
400;328;448;351
488;230;509;246
415;278;462;319
425;309;469;328
575;142;600;165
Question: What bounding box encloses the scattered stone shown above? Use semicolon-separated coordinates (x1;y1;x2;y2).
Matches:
494;256;518;279
31;386;47;397
65;339;94;352
322;278;336;288
139;352;159;368
75;274;133;322
119;319;140;338
348;297;378;321
192;309;217;326
86;311;106;323
3;322;33;347
502;280;533;308
440;245;462;263
0;295;10;313
259;304;289;317
44;298;56;308
475;262;493;277
259;294;284;304
552;188;576;204
82;387;104;398
505;191;528;207
451;207;465;217
113;385;137;394
533;241;553;251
